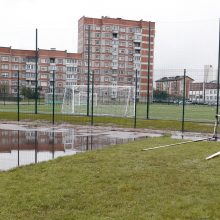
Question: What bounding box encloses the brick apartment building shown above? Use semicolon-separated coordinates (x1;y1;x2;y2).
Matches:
0;16;155;100
155;76;194;99
189;81;218;104
0;47;81;96
78;16;155;101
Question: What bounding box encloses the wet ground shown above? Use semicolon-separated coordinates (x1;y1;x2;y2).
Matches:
0;122;163;171
0;121;216;171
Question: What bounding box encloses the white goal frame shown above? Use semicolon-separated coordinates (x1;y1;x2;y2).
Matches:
61;85;135;117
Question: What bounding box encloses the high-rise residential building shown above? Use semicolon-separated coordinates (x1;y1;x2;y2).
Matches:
0;16;155;101
78;16;155;101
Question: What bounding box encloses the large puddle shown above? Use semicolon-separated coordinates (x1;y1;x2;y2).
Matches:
0;123;162;171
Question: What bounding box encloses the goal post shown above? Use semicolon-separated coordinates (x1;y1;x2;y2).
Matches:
61;85;135;117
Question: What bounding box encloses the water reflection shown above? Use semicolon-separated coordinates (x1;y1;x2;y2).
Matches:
0;126;160;171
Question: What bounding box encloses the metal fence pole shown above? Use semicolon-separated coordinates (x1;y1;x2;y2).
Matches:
87;25;91;117
52;70;55;124
17;130;20;167
134;69;138;128
35;131;38;164
35;28;38;114
215;18;220;138
17;70;20;121
182;69;186;133
91;70;94;126
147;21;151;119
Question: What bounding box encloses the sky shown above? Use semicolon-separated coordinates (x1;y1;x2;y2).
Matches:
0;0;220;72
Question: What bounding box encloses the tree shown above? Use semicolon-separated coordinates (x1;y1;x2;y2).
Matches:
153;90;169;101
20;86;35;104
0;82;9;105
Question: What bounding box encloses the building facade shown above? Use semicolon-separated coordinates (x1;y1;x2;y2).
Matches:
78;16;155;101
189;81;218;104
155;76;194;99
0;47;81;97
0;16;155;101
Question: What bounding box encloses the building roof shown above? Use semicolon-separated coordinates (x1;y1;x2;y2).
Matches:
156;75;194;82
190;82;218;91
78;16;155;28
0;46;81;59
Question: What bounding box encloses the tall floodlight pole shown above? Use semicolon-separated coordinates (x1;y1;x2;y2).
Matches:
35;28;38;114
215;19;220;138
147;21;151;119
87;25;91;116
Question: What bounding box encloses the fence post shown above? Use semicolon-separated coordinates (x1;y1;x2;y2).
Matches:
182;69;186;133
147;21;151;119
215;18;220;139
52;70;55;124
17;70;20;121
35;28;38;114
134;69;138;128
17;130;20;167
91;70;94;126
87;25;91;117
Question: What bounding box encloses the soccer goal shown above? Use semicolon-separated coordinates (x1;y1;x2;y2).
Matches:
61;85;135;117
45;93;64;104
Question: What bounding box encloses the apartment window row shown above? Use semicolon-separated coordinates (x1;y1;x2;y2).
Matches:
86;39;139;47
85;32;136;40
67;67;79;73
85;25;142;34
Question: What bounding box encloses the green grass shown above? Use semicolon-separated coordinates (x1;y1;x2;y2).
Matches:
0;111;214;134
0;136;220;219
0;102;217;122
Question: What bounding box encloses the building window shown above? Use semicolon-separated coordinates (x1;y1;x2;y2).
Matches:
105;33;111;38
57;59;63;64
105;26;110;31
1;56;9;61
120;27;126;32
105;40;110;46
12;65;19;70
26;64;35;70
12;57;19;62
1;73;9;78
95;33;101;38
120;41;126;47
40;66;48;71
1;64;9;70
41;58;47;63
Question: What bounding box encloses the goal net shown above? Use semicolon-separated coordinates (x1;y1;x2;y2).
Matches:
61;85;135;117
45;93;64;104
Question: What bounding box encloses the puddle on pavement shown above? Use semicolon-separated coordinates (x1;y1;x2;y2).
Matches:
0;123;162;171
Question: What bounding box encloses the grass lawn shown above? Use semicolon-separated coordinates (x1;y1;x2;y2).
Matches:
0;136;219;219
0;111;214;134
0;102;217;122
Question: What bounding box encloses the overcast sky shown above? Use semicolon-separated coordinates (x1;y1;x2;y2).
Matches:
0;0;219;71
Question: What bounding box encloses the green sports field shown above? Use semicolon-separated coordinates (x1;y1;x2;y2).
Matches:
0;101;216;122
